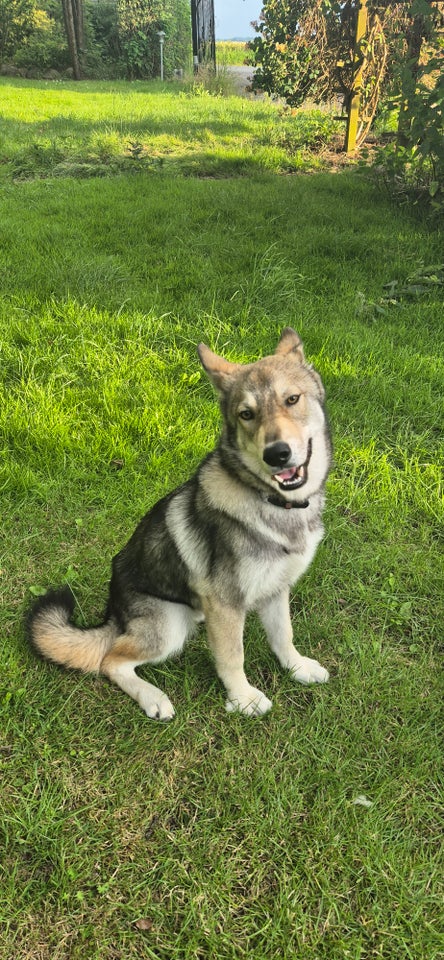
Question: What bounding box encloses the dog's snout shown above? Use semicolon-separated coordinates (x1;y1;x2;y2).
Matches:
263;442;292;468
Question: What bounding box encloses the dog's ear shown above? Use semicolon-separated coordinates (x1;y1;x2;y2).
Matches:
198;343;241;392
275;327;305;363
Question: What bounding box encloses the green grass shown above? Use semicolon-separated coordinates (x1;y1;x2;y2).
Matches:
0;79;443;960
0;78;343;180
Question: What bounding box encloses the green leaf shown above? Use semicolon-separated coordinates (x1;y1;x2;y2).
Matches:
29;584;46;597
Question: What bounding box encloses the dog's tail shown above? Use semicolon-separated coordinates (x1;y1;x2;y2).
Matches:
27;586;119;673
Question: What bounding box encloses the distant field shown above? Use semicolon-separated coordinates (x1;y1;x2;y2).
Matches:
216;40;250;65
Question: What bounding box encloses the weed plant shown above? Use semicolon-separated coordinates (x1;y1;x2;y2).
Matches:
0;79;443;960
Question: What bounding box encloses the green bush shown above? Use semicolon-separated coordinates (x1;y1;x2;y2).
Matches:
88;0;121;65
249;0;342;107
6;0;191;80
0;0;36;62
375;5;444;214
13;7;69;71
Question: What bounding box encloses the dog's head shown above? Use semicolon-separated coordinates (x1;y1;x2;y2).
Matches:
198;329;331;501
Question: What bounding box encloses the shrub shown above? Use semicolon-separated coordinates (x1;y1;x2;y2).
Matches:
375;1;444;214
13;6;69;71
0;0;36;63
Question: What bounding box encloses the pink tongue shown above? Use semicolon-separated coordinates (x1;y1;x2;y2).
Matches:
275;467;296;481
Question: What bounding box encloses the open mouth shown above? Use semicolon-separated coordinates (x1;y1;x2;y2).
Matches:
273;439;312;491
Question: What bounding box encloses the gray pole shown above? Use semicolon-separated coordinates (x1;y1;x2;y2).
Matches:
157;30;166;81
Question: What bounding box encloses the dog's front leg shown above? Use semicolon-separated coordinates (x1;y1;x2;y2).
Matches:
202;597;272;716
258;590;329;685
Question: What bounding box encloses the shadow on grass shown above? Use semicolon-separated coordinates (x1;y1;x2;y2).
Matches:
0;78;326;180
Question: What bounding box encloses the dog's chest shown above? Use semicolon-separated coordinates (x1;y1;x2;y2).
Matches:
237;521;322;607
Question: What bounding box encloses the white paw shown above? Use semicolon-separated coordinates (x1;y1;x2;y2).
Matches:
226;686;273;717
144;694;176;721
290;656;329;686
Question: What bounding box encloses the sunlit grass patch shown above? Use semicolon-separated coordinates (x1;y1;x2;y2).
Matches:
0;78;344;180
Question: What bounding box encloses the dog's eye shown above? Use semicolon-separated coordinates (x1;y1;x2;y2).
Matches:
286;394;300;405
239;409;254;421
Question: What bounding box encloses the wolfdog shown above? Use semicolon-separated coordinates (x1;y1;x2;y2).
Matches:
28;329;332;719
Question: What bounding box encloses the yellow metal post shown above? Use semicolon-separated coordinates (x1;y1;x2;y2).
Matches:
345;0;368;153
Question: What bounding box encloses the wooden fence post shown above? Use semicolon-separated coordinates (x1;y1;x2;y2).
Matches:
345;0;368;153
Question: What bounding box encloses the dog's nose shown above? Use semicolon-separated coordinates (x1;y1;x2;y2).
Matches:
263;442;292;468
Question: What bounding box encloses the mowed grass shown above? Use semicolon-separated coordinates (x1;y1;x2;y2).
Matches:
0;80;443;960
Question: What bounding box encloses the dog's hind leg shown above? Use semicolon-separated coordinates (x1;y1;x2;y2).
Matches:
101;636;176;720
202;597;273;716
257;590;329;685
100;602;197;720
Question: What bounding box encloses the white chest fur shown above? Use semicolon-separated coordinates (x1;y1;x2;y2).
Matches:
237;521;323;609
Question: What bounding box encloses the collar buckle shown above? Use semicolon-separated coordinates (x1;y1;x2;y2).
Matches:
266;494;310;510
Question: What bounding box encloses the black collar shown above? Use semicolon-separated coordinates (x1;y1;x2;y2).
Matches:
266;494;310;509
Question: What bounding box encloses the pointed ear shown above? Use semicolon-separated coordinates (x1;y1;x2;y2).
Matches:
197;343;241;393
275;327;305;363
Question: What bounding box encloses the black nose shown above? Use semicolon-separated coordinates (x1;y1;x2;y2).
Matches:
263;442;292;468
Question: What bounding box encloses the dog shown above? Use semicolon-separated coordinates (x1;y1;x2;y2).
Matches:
28;328;332;719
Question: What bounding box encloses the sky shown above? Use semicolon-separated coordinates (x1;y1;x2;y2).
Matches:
214;0;262;40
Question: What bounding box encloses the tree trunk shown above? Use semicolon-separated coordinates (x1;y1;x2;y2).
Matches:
72;0;84;53
61;0;82;80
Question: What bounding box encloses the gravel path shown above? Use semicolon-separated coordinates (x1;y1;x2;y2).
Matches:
224;65;259;98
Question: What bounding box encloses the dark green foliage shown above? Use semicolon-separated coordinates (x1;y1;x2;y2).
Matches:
3;0;191;79
0;0;37;62
12;4;69;71
250;0;329;107
87;0;121;67
116;0;190;79
249;0;381;109
378;0;444;213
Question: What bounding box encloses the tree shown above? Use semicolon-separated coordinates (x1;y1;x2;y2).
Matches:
251;0;443;200
61;0;83;78
386;0;444;206
396;0;443;143
0;0;36;63
250;1;411;144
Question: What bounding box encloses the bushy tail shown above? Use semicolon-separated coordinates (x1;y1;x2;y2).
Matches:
27;586;119;673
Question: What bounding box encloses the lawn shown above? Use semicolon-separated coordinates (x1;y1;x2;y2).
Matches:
0;78;342;180
0;79;443;960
